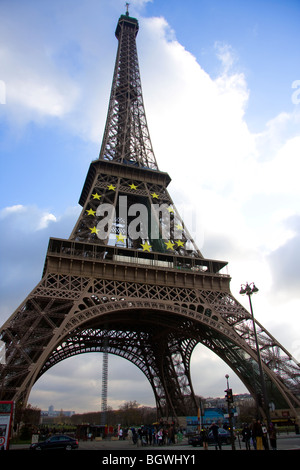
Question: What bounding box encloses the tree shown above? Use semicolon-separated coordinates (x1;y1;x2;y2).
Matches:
117;401;141;426
237;402;257;425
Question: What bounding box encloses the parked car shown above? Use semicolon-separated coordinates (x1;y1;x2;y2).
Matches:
188;428;233;447
30;434;79;451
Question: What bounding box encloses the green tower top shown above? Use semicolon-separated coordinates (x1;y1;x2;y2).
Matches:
115;4;139;39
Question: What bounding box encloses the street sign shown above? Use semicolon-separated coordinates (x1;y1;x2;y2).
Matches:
0;401;14;450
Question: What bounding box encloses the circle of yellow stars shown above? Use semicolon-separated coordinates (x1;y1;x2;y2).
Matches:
85;184;186;251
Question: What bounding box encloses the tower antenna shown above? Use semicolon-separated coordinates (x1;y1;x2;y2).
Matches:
100;350;108;426
125;2;130;16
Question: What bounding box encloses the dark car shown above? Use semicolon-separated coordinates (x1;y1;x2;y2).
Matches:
188;428;233;447
30;434;79;451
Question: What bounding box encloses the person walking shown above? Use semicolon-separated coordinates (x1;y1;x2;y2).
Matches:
157;428;163;445
262;422;269;450
269;423;277;450
210;423;222;450
241;423;252;450
200;427;209;450
252;419;264;450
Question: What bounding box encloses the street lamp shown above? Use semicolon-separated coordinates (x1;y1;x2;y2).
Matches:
239;282;271;425
225;374;236;450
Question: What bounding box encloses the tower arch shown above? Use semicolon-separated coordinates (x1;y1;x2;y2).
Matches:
16;293;300;418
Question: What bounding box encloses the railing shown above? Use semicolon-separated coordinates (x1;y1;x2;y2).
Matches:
46;237;230;277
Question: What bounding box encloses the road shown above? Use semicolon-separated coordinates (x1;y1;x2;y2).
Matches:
10;432;300;451
77;434;300;451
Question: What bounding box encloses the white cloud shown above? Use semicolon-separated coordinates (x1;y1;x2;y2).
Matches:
255;111;300;160
1;38;80;124
0;204;57;232
0;204;25;215
0;204;79;326
139;17;256;214
30;353;155;413
130;0;153;8
258;135;300;197
191;344;248;397
214;42;237;74
10;77;79;118
37;213;57;230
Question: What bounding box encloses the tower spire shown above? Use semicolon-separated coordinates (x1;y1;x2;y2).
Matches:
99;11;158;170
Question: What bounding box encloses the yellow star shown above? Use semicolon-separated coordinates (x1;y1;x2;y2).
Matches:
165;240;175;250
129;183;137;190
92;193;101;200
176;240;185;247
141;241;151;252
168;207;174;213
86;208;96;216
107;184;116;191
89;226;99;234
175;223;183;230
151;192;159;199
116;234;126;243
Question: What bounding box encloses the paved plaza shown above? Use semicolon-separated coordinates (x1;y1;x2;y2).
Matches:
10;432;300;451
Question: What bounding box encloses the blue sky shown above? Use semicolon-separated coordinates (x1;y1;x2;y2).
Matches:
1;0;300;413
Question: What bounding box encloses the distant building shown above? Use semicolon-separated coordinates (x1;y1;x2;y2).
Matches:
187;408;229;433
203;393;254;409
186;393;253;432
41;405;75;418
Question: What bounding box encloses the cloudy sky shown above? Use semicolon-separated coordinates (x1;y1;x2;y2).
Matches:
1;0;300;413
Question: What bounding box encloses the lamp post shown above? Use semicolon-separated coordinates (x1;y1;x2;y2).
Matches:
197;396;203;434
225;374;236;450
239;282;271;425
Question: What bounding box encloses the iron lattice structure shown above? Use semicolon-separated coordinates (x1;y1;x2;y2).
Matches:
1;12;300;421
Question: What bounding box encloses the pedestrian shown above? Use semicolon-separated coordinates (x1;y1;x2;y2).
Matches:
132;428;138;445
241;423;252;450
148;427;153;446
250;420;256;449
168;425;175;444
157;428;163;445
210;422;221;450
252;419;264;450
262;422;269;449
200;427;209;450
269;423;277;450
137;427;143;446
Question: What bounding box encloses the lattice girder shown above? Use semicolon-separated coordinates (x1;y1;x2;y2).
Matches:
1;267;299;417
99;14;157;170
72;159;202;260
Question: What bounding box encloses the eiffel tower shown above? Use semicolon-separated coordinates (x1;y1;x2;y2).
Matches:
1;10;300;422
